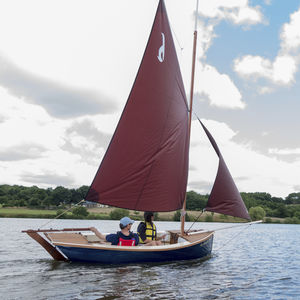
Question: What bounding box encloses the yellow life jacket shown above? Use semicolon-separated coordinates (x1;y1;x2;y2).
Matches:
138;222;156;243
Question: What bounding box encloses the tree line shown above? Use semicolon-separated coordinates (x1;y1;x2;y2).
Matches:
0;184;89;208
0;184;300;222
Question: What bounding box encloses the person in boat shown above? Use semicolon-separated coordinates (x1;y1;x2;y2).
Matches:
90;216;139;246
137;211;166;246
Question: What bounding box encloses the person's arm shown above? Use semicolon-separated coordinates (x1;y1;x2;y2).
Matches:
156;233;167;241
90;227;107;240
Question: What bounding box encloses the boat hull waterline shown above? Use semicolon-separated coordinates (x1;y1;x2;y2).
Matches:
55;234;214;264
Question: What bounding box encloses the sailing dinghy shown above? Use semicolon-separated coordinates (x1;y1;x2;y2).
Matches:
23;0;250;264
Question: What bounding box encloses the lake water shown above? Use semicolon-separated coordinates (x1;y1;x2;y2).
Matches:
0;218;299;299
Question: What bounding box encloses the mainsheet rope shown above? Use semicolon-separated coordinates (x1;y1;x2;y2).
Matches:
38;199;85;230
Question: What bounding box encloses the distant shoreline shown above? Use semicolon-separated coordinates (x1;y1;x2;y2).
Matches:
0;207;288;224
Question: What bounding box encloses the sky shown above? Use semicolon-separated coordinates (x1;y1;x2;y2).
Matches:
1;0;300;198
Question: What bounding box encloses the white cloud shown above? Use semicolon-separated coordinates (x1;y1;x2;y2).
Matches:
272;55;298;84
234;54;298;85
0;0;298;199
234;7;300;86
258;86;274;94
21;172;75;187
0;88;59;147
196;63;246;109
0;144;46;161
269;148;300;155
199;0;263;25
0;56;117;118
190;1;262;109
0;87;103;188
193;0;264;61
188;119;300;197
196;21;216;59
280;9;300;53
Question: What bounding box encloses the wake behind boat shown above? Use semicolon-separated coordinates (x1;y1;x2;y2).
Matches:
23;0;250;264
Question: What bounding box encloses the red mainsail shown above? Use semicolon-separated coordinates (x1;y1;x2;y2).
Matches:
85;0;189;211
199;119;250;220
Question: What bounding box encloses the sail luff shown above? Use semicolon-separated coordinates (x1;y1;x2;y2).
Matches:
84;1;163;205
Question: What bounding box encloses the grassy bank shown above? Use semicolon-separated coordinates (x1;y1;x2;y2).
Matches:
0;206;236;221
0;207;110;220
0;207;57;219
0;206;282;223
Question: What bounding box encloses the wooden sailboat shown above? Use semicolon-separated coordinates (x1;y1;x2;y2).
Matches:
23;0;250;264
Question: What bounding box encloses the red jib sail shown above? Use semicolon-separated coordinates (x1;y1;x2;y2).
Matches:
199;119;250;220
85;0;189;211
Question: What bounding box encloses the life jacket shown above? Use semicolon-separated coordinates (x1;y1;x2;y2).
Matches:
117;232;136;246
138;222;156;243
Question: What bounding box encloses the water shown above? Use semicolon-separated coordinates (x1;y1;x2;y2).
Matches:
0;218;299;299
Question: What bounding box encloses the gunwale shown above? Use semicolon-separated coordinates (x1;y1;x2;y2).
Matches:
51;231;214;252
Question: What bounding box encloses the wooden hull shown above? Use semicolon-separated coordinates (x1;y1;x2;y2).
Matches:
23;228;214;264
55;233;214;264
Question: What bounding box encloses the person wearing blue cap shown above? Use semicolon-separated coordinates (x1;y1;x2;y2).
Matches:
90;216;139;246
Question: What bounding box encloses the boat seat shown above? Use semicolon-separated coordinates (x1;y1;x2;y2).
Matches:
167;230;213;243
45;232;89;245
180;231;213;243
84;234;108;244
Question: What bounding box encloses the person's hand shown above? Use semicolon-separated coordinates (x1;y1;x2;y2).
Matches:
161;234;167;240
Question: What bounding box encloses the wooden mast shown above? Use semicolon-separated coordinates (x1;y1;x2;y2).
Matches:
181;0;199;235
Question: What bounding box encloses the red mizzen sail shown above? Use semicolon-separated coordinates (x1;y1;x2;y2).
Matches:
199;119;250;220
85;0;189;212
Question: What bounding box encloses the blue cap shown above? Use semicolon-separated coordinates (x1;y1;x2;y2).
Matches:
120;216;135;226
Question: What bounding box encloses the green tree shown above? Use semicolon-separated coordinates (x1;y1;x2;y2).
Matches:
186;191;208;210
284;217;300;224
52;186;72;206
76;186;89;199
72;206;89;218
294;210;300;219
274;204;288;218
56;209;67;219
173;210;190;221
205;214;213;222
286;193;300;204
173;211;181;221
110;208;129;220
249;206;266;220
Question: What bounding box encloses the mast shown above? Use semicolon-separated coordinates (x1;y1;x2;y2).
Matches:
181;0;199;235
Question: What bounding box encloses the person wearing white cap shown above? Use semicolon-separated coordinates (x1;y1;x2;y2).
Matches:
90;216;139;246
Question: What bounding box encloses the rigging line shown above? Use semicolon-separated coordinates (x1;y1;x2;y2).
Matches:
38;199;85;230
170;24;184;52
214;223;252;252
186;210;204;233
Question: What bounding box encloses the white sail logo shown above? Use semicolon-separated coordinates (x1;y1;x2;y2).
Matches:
157;33;165;62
